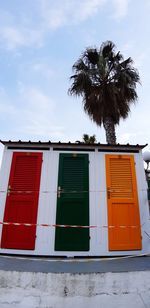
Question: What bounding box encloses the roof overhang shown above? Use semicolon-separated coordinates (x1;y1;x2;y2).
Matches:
0;140;147;152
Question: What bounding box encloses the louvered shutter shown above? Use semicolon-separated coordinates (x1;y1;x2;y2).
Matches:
106;154;142;251
1;152;42;250
63;157;85;193
109;157;133;199
55;154;89;251
12;155;40;191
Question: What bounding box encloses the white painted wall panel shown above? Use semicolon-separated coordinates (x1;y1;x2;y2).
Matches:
0;147;149;256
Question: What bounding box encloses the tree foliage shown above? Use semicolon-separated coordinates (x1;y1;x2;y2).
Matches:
69;41;140;143
82;134;96;144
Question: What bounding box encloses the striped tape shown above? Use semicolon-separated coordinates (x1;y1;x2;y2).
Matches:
0;221;141;228
0;189;146;193
0;190;101;193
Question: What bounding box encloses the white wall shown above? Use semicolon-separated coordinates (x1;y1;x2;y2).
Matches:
0;269;149;308
0;147;149;256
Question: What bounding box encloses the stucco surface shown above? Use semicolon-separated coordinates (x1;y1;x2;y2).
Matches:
0;269;150;308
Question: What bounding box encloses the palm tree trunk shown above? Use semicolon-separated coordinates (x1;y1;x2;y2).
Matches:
103;117;116;144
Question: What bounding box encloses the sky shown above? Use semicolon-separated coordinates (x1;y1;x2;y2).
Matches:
0;0;150;161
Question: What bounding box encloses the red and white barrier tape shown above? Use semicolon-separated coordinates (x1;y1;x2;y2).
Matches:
0;189;135;193
0;221;140;228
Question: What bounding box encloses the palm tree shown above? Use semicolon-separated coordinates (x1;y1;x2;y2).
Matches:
69;41;140;144
82;134;96;144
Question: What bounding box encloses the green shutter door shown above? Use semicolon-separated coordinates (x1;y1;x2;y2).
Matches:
55;154;89;251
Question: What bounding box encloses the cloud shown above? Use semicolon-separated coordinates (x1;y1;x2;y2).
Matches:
0;0;129;50
0;84;65;140
112;0;129;19
0;26;25;50
134;52;147;70
16;85;65;139
78;0;107;21
117;131;146;145
120;42;147;75
32;63;54;79
0;87;16;114
40;0;107;28
0;0;107;50
118;133;136;144
0;26;44;50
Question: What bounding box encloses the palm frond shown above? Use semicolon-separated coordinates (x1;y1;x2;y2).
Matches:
120;57;133;68
68;40;140;138
100;41;115;59
72;59;88;73
86;49;99;65
69;72;91;96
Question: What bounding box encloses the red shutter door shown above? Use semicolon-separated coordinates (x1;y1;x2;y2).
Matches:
1;152;42;250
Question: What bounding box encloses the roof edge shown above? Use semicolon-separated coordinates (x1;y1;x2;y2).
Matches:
0;140;148;150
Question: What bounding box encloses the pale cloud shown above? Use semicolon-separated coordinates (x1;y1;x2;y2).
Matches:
0;26;25;50
118;133;136;144
17;85;65;139
18;86;54;111
32;63;54;79
0;0;129;50
119;42;147;80
112;0;129;19
40;0;107;28
145;0;150;9
18;85;54;128
0;84;65;140
0;1;107;50
134;52;147;70
72;0;106;22
0;26;44;50
121;41;134;55
0;87;16;114
0;102;16;114
24;123;64;138
117;131;146;145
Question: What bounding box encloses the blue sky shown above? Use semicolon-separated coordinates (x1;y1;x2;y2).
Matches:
0;0;150;159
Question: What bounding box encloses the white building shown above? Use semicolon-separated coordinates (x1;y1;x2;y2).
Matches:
0;140;149;257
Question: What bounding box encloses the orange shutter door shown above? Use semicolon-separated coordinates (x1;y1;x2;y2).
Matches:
1;152;42;250
105;154;142;251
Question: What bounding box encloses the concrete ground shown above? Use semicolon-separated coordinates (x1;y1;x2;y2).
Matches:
0;254;150;273
0;255;149;308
